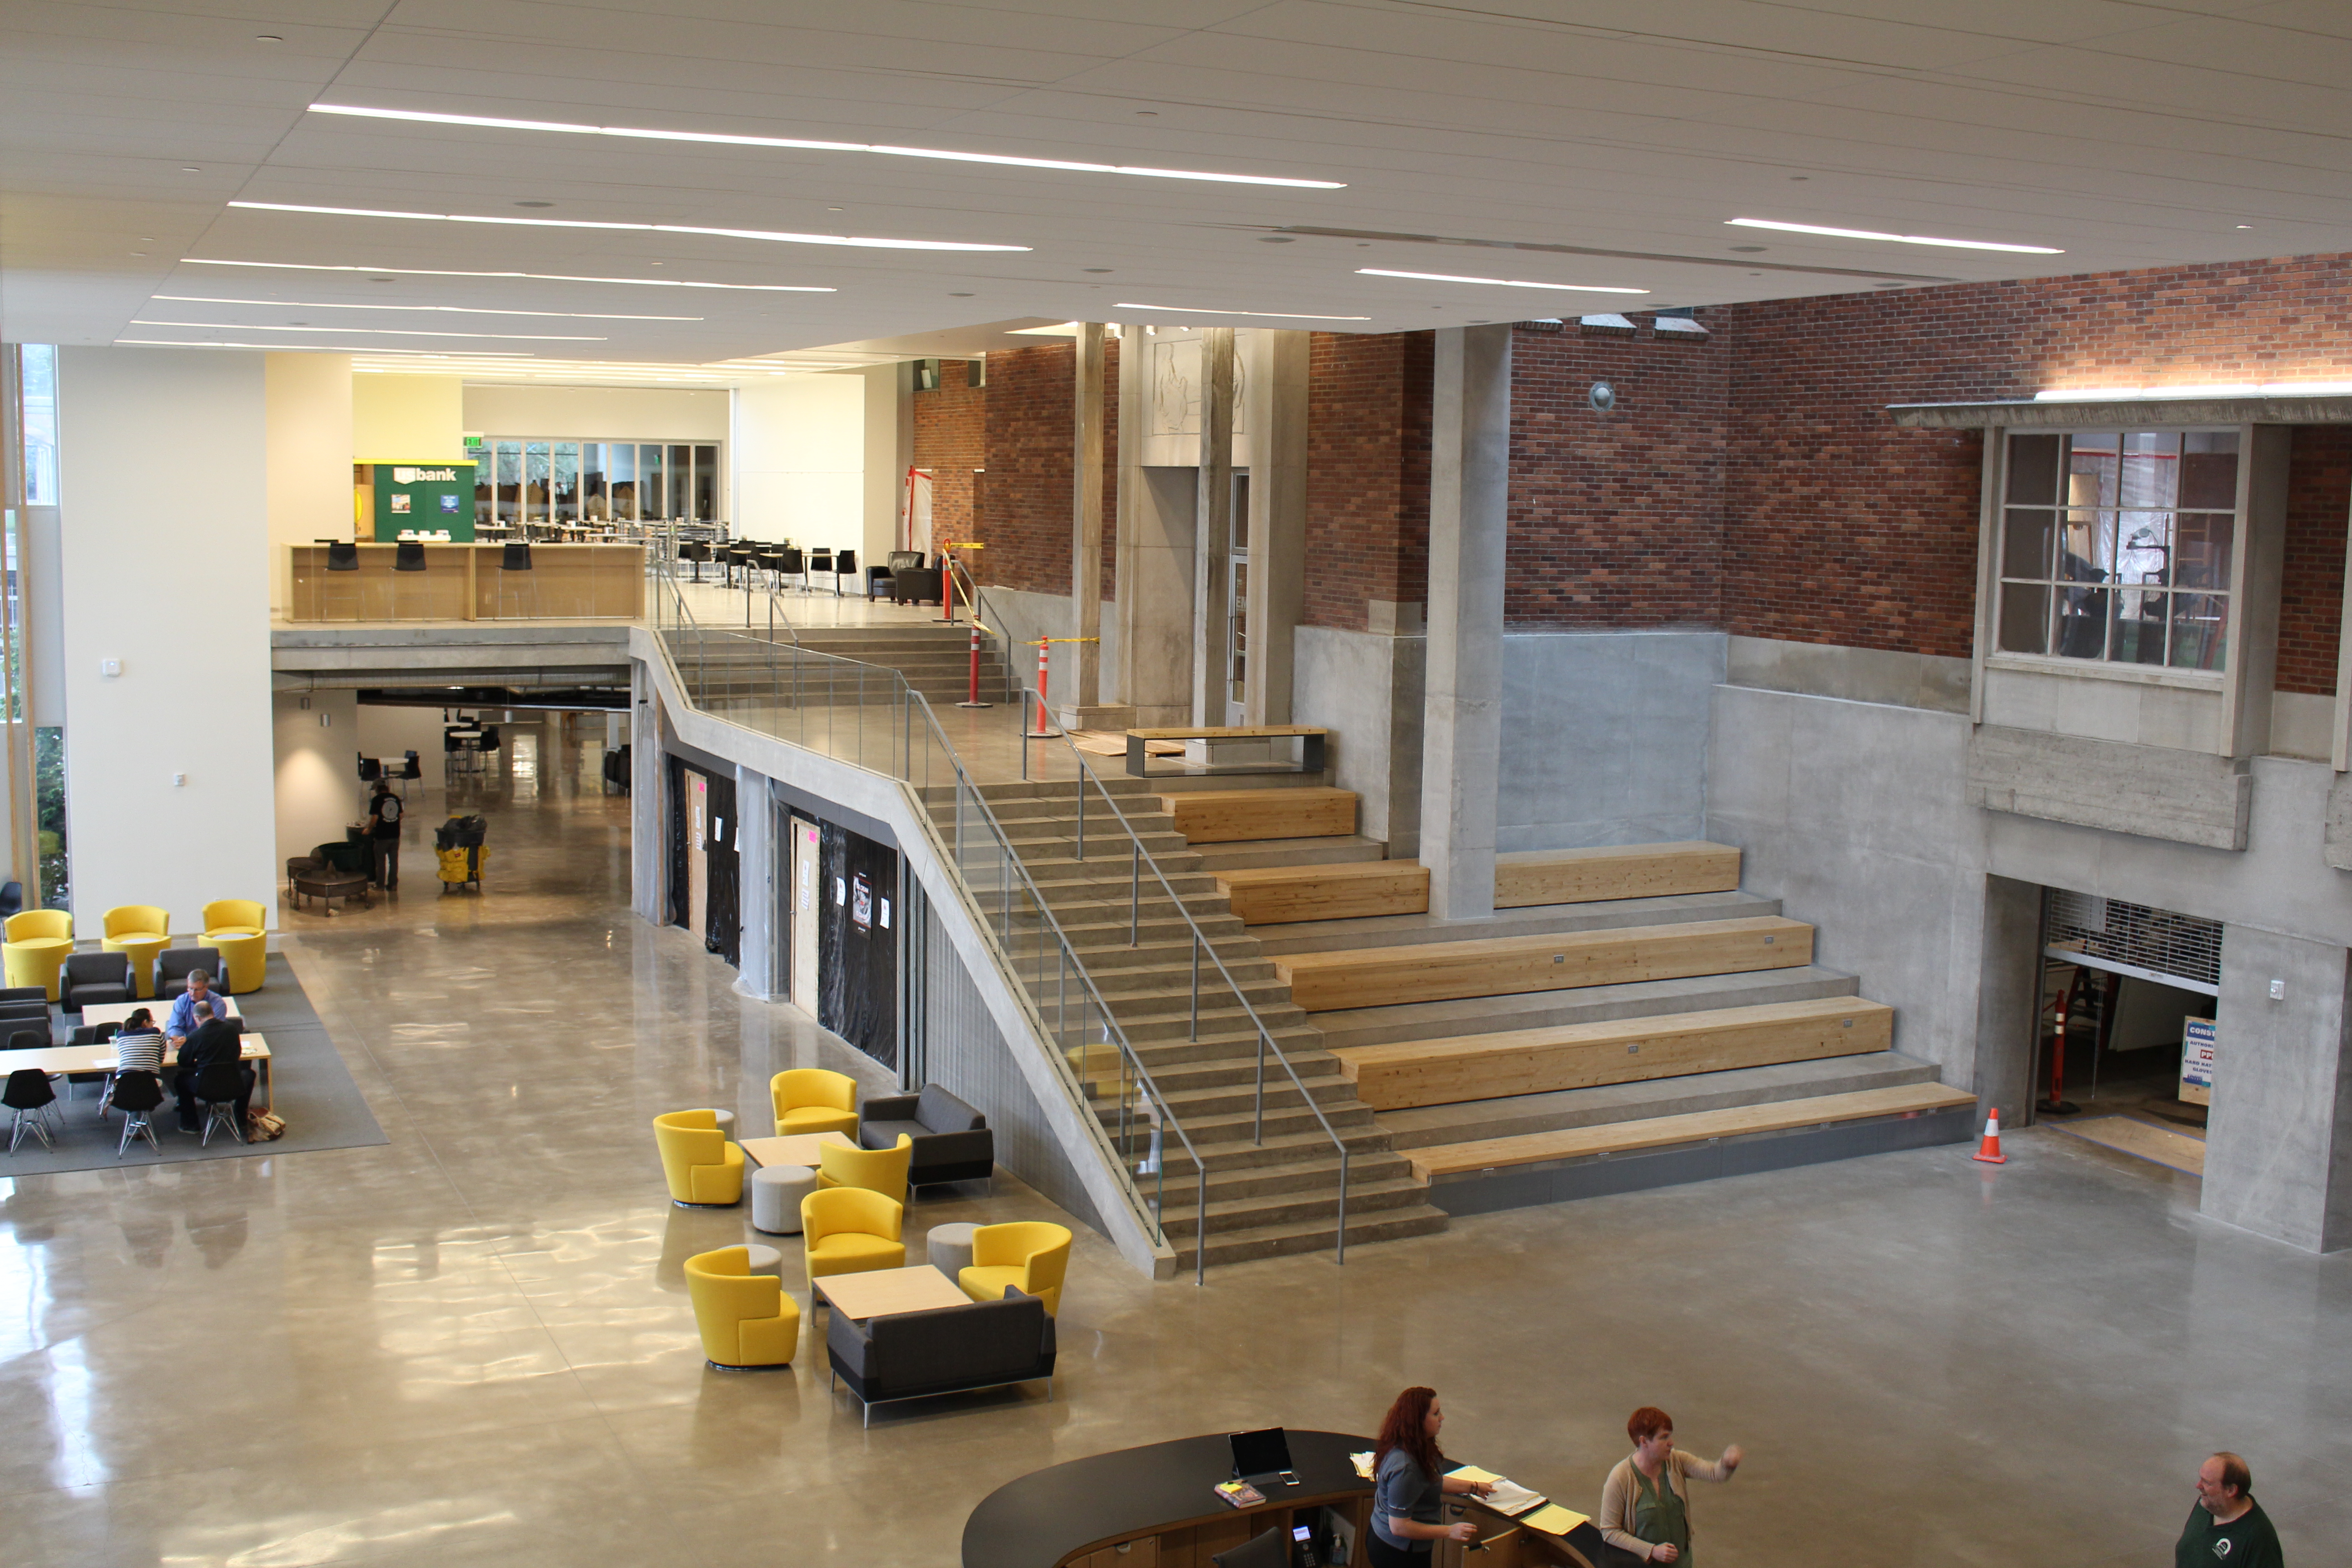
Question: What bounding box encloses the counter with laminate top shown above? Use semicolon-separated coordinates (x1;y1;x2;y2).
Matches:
284;542;644;621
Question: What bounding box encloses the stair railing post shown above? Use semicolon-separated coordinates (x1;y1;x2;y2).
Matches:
1196;1156;1208;1287
1254;1027;1265;1145
1337;1144;1348;1264
1188;935;1200;1042
1075;775;1085;861
1129;843;1140;947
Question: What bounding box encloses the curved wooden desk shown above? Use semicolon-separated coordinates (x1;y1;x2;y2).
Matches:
963;1431;1620;1568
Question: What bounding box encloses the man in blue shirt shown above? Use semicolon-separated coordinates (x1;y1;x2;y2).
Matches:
164;969;226;1051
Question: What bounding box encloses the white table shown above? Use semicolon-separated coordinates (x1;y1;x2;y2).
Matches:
10;1033;275;1110
81;996;241;1029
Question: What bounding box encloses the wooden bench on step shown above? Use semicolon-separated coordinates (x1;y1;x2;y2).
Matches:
1125;724;1326;777
1333;997;1895;1110
1405;1082;1979;1181
1212;841;1744;927
1272;915;1813;1012
1159;787;1357;845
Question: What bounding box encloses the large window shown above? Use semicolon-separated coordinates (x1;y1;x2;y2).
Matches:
1997;429;2237;672
473;438;719;528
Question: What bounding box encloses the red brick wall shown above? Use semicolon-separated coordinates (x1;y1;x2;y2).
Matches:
973;339;1119;598
2281;426;2352;696
910;361;983;551
1508;326;1726;625
1304;330;1432;631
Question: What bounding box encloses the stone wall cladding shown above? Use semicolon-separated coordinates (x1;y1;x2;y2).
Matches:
911;361;984;550
973;339;1118;598
2281;425;2351;696
1304;329;1432;631
1508;326;1727;626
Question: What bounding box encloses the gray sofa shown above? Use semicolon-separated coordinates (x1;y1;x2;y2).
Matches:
826;1286;1055;1426
858;1083;995;1188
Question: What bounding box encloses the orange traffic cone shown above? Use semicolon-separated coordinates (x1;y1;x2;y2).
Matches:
1971;1107;2007;1165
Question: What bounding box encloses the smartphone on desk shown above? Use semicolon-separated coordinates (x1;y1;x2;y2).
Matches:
1279;1470;1299;1487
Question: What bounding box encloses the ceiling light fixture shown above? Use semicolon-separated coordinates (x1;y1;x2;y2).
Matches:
181;259;830;291
307;103;1347;189
1116;302;1371;320
154;294;698;321
1725;218;2062;254
118;339;534;357
226;200;1029;252
1356;268;1647;294
133;318;605;341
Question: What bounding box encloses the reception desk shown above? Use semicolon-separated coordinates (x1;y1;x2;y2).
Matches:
962;1431;1620;1568
285;543;643;622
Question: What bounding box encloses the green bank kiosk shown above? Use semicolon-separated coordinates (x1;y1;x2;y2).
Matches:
362;463;477;540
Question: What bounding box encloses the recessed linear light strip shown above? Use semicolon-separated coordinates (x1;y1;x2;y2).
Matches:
134;318;604;341
228;201;1028;253
309;103;1345;190
1357;268;1648;294
1726;218;2062;255
1115;303;1370;320
155;294;698;321
119;338;535;357
184;259;833;292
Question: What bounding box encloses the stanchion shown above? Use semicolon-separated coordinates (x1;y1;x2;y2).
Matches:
1026;640;1056;738
956;624;991;709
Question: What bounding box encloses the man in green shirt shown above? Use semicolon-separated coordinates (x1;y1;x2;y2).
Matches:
2176;1452;2284;1568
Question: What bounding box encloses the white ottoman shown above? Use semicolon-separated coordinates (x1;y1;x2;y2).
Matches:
751;1164;816;1235
926;1222;982;1280
742;1244;784;1280
703;1108;736;1138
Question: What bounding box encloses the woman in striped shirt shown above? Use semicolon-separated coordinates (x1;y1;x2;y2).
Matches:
111;1009;163;1075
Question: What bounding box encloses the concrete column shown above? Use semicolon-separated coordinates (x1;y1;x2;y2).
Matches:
1191;328;1236;725
2205;925;2352;1251
1417;325;1512;922
1243;330;1308;725
734;765;779;999
1113;334;1195;724
1972;874;2044;1122
1061;324;1130;729
630;668;663;924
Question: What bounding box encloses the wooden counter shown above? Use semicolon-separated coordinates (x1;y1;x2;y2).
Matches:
285;543;644;621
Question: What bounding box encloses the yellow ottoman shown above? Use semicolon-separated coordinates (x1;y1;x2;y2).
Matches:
101;905;172;1000
4;909;73;1000
201;900;267;993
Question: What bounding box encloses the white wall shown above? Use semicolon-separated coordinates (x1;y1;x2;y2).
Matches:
266;352;354;614
274;689;362;867
462;384;730;442
861;363;911;570
356;702;458;790
732;374;864;549
58;347;277;932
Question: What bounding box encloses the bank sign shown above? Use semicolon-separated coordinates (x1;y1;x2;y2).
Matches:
372;462;477;541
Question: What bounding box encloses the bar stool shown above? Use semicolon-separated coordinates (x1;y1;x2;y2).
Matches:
392;539;426;619
323;540;361;620
498;541;536;618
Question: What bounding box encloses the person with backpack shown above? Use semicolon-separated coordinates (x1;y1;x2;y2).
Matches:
362;778;404;890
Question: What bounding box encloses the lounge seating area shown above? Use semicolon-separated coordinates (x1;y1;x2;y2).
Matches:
658;1073;1075;1424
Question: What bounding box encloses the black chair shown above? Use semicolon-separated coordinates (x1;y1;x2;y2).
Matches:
357;753;385;782
498;541;537;617
891;566;943;606
4;1029;47;1053
805;548;834;592
0;882;22;918
831;549;857;596
193;1060;247;1146
872;551;921;600
0;997;49;1029
155;947;227;997
69;1022;119;1047
4;1067;57;1152
326;541;360;571
60;951;132;1013
108;1069;163;1156
776;547;806;593
679;542;711;582
1210;1527;1291;1568
393;540;426;572
858;1085;995;1190
0;986;45;1006
398;750;422;781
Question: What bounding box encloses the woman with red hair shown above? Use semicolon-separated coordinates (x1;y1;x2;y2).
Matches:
1366;1387;1493;1568
1597;1406;1743;1564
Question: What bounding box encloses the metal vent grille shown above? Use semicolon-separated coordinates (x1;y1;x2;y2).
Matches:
2043;889;2222;995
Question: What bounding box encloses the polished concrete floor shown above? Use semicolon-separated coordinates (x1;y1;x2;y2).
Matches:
6;730;2347;1567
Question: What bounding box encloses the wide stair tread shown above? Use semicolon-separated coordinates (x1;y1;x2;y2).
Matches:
1172;1205;1451;1269
1249;891;1784;953
1311;965;1863;1050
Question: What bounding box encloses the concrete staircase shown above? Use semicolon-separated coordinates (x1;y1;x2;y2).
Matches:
920;770;1449;1272
671;622;1013;707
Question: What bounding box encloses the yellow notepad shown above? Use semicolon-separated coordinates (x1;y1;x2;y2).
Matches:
1518;1504;1589;1536
1446;1465;1501;1484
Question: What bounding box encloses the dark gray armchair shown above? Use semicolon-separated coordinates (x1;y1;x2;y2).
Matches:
826;1286;1055;1426
155;947;227;996
858;1084;995;1189
60;951;133;1012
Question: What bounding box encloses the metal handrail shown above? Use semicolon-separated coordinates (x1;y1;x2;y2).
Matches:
1017;689;1353;1263
943;555;1013;704
647;553;1214;1280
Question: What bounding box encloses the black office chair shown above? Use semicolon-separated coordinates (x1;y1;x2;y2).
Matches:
4;1028;47;1053
499;540;537;618
1209;1527;1290;1568
4;1067;57;1152
193;1060;247;1146
108;1069;163;1156
832;549;857;596
0;882;23;918
69;1021;119;1047
60;951;132;1013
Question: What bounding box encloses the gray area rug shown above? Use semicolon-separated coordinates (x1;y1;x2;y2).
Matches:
0;952;388;1174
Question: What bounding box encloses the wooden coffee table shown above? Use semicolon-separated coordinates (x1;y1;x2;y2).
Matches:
739;1131;856;1168
814;1264;971;1320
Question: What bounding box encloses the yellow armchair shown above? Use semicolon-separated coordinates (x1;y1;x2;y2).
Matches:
801;1186;906;1282
652;1109;745;1206
816;1133;912;1202
101;906;172;1000
200;900;267;994
770;1067;859;1138
684;1246;800;1369
960;1222;1072;1317
3;909;74;1000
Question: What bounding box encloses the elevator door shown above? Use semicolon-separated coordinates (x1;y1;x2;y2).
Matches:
789;814;821;1014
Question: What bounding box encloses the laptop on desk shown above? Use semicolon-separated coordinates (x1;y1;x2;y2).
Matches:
1230;1427;1298;1490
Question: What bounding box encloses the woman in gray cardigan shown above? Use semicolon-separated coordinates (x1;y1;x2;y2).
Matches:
1597;1406;1743;1565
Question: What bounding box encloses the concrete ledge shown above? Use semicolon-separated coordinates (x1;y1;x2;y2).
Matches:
1727;635;1970;714
2323;773;2352;872
1426;1107;1975;1215
1966;725;2251;850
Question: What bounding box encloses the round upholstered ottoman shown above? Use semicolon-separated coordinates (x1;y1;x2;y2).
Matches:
702;1108;736;1138
751;1164;816;1235
741;1244;784;1281
926;1222;981;1280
